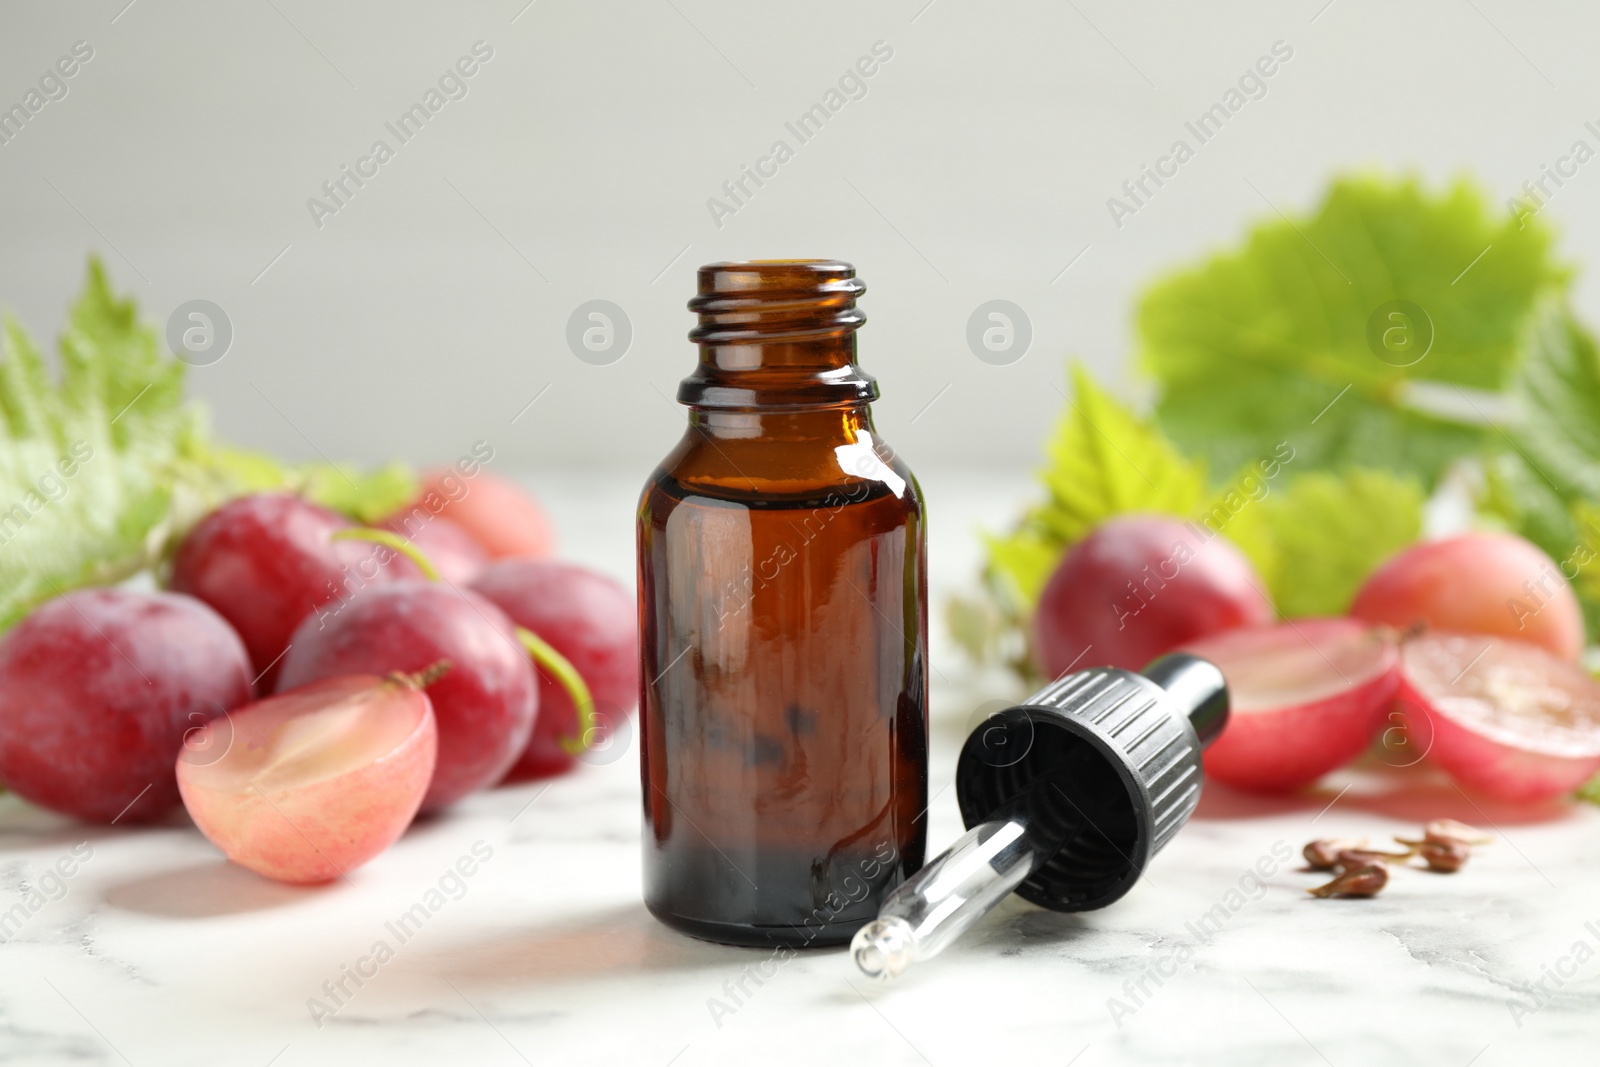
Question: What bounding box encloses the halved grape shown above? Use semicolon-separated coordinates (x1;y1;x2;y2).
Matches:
178;674;437;883
1398;632;1600;802
1183;618;1398;792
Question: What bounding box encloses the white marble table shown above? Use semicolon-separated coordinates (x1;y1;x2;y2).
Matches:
2;471;1597;1066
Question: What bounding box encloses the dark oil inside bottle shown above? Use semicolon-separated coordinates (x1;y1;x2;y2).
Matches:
638;260;928;947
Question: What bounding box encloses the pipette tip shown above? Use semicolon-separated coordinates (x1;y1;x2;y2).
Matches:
851;916;915;981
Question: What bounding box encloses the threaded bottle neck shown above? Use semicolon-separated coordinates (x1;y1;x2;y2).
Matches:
678;260;878;411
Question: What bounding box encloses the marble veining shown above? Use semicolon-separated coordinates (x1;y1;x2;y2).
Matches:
0;474;1596;1065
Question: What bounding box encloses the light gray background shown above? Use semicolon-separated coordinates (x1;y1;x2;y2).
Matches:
3;0;1599;474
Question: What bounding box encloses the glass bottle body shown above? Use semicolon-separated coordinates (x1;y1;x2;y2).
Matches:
638;262;927;948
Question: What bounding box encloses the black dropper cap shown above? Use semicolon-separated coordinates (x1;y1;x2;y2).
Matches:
954;653;1228;913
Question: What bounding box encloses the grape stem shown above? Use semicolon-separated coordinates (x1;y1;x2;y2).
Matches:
515;626;598;756
389;660;454;690
331;528;441;581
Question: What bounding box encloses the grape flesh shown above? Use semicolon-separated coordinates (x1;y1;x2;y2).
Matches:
275;582;537;810
178;674;437;883
0;589;253;823
470;559;638;779
170;494;419;688
1183;618;1398;793
1398;631;1600;801
1033;514;1274;676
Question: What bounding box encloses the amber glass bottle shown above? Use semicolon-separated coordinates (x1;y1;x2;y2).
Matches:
637;260;928;948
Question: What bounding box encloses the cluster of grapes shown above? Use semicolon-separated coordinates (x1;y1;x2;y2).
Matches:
1033;519;1600;803
1302;819;1493;899
0;472;637;883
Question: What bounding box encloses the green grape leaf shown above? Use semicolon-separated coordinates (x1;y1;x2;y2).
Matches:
1478;304;1600;634
0;261;192;629
1579;771;1600;807
1570;502;1600;629
1503;302;1600;503
0;259;416;630
297;462;416;523
1226;468;1425;619
1139;175;1569;488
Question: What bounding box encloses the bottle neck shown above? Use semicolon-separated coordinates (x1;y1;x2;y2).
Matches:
678;261;878;412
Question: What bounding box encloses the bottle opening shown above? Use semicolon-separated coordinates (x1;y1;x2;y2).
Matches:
689;260;866;345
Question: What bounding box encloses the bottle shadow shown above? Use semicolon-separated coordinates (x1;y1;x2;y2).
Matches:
417;902;770;988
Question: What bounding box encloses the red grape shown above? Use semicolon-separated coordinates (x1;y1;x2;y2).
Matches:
470;559;638;780
1396;631;1600;801
1183;618;1398;792
179;674;438;883
170;494;419;688
1033;514;1274;676
275;581;537;810
1351;532;1584;661
0;589;252;823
